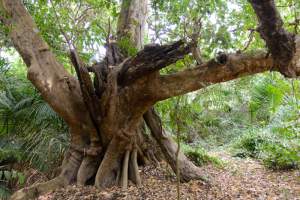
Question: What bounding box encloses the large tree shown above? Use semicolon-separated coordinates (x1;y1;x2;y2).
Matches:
0;0;300;199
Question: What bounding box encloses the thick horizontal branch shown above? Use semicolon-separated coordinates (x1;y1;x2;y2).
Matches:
248;0;296;77
154;36;300;101
118;40;191;85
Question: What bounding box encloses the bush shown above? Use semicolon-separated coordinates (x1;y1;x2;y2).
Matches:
231;129;300;170
0;141;25;199
0;68;69;172
260;142;300;170
0;169;25;200
0;186;11;200
231;129;268;158
182;144;224;168
0;148;21;165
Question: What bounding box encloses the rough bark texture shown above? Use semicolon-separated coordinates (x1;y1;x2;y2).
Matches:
117;0;147;50
248;0;296;77
118;40;191;85
152;41;300;101
1;0;300;200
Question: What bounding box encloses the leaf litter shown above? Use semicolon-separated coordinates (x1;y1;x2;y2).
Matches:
38;153;300;200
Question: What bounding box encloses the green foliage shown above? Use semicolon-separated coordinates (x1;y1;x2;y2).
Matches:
149;5;300;167
0;186;11;200
0;169;25;200
0;62;68;172
230;74;300;170
260;142;299;170
158;72;300;171
0;56;67;199
0;170;25;186
0;147;22;164
20;0;120;65
182;144;224;168
156;76;252;149
249;73;291;122
149;0;267;57
118;37;138;56
231;128;300;170
231;129;267;158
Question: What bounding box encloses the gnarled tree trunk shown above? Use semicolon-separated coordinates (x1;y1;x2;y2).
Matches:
1;0;300;199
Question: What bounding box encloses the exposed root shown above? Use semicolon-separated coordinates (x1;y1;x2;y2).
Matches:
77;156;101;185
12;111;212;200
10;176;66;200
60;151;83;183
95;137;123;189
137;145;149;165
129;149;142;187
121;150;130;190
70;144;102;156
10;150;84;200
146;150;160;166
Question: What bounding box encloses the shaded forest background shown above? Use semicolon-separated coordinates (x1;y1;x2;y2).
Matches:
0;0;299;198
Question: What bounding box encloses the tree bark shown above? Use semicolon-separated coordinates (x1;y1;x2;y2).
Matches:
248;0;296;77
117;0;147;51
117;40;191;85
151;38;300;101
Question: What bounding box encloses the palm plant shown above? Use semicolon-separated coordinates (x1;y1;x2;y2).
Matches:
0;62;69;173
0;57;69;199
232;72;300;169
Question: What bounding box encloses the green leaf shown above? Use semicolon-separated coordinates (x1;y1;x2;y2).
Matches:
17;173;25;185
3;170;11;181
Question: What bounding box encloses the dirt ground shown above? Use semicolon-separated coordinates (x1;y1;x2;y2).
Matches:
38;153;300;200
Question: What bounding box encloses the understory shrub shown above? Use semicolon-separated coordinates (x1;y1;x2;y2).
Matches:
0;169;25;200
182;144;224;168
231;129;300;170
230;74;300;170
0;143;25;200
260;142;300;170
231;129;268;158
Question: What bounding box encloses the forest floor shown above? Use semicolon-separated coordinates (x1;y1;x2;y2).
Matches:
37;152;300;200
